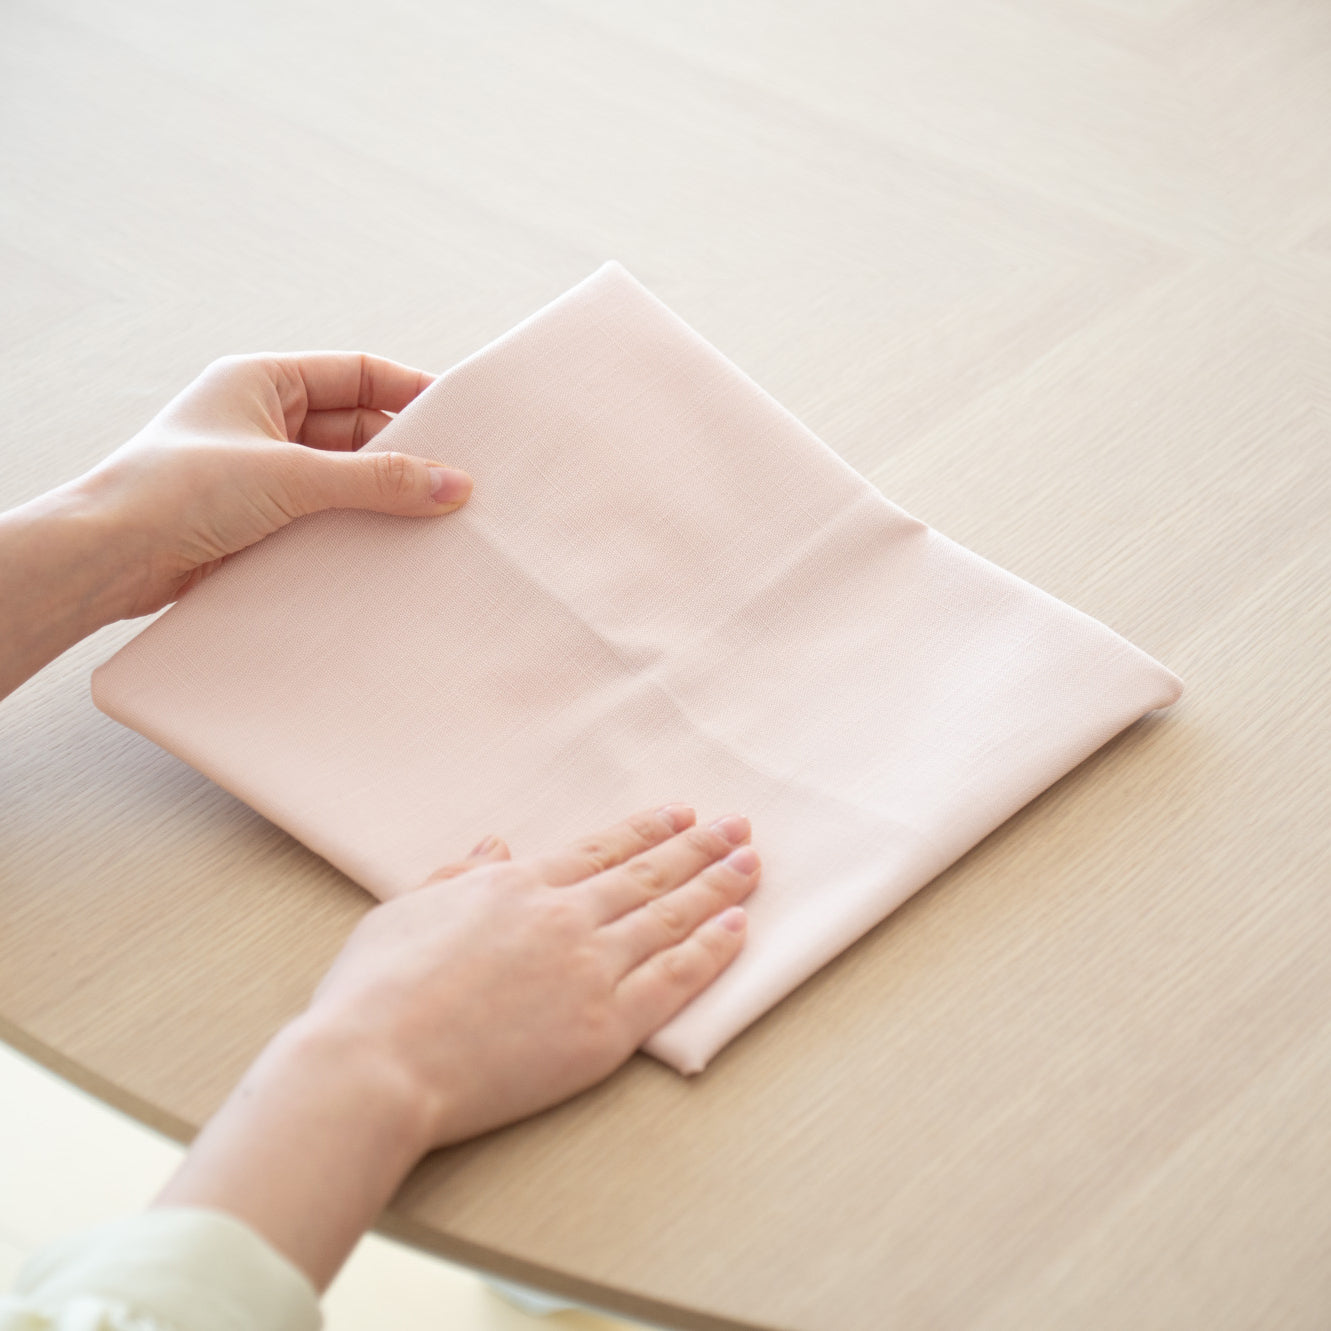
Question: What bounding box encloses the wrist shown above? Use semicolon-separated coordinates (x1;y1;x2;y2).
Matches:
0;475;137;700
271;1010;442;1167
155;1010;439;1289
61;461;158;623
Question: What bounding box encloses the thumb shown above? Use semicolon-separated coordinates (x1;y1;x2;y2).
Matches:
293;448;473;517
466;835;512;862
422;836;512;885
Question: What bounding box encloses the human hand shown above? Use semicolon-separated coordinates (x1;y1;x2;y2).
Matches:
80;351;471;619
312;802;758;1144
0;350;468;704
156;803;758;1287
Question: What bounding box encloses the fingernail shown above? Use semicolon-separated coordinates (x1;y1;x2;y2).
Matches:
710;813;749;845
723;846;758;874
655;803;694;832
429;466;472;505
716;906;747;933
470;834;498;856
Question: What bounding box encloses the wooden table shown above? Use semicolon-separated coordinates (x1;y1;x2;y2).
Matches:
3;3;1330;1328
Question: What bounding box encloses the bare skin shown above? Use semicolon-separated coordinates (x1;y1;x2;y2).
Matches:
158;805;757;1289
0;351;472;701
1;352;759;1291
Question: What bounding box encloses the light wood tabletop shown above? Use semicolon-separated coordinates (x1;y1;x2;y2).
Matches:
3;3;1330;1328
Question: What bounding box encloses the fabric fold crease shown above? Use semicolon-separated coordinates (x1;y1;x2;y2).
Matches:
91;260;1182;1073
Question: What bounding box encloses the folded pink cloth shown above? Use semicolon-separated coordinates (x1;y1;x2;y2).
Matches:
91;261;1182;1074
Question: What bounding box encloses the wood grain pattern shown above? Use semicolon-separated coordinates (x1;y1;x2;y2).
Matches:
2;2;1329;1327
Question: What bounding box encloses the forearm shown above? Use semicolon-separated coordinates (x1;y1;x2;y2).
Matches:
153;1014;437;1291
0;475;135;701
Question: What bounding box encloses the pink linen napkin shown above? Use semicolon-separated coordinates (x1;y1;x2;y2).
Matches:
91;261;1182;1074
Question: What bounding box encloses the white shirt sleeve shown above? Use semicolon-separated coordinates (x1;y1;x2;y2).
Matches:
0;1208;321;1331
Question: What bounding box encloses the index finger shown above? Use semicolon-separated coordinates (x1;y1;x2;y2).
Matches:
535;804;697;886
272;351;436;414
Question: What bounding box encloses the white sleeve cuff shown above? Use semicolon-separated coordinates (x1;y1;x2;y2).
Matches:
10;1207;321;1331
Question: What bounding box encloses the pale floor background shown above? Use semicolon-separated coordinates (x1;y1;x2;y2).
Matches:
0;1041;639;1331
